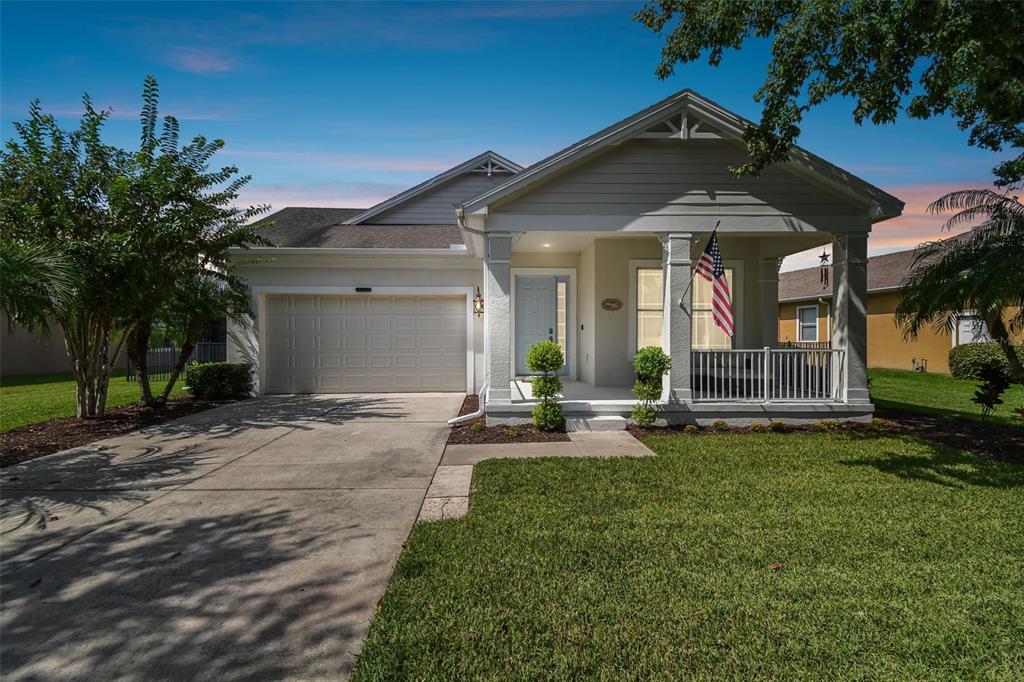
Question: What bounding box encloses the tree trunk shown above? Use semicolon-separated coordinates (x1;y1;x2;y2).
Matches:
61;314;125;418
988;314;1024;384
159;316;206;402
127;319;156;406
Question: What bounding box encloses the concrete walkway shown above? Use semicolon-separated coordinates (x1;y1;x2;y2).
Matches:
420;431;653;521
0;393;463;681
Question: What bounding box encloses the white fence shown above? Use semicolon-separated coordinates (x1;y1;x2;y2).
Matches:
691;348;845;402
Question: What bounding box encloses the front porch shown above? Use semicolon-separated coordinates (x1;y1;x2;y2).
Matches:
487;345;871;426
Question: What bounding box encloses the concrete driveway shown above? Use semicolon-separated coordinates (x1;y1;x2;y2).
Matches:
0;393;464;681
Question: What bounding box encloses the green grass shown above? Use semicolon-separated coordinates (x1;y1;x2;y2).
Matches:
0;371;186;432
354;433;1024;680
869;367;1024;428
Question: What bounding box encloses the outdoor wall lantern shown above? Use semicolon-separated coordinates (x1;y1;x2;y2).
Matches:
473;287;484;317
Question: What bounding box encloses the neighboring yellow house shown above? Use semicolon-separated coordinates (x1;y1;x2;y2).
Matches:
778;246;1011;375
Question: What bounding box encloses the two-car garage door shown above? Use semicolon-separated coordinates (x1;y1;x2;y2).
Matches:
264;294;467;393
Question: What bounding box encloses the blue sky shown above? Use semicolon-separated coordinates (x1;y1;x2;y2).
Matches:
1;1;1006;269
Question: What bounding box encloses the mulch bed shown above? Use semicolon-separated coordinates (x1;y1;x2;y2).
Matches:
0;397;239;468
448;394;571;445
628;411;1024;466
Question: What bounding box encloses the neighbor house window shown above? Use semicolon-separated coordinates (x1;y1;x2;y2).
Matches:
635;268;664;350
797;305;819;343
692;268;734;349
956;313;992;345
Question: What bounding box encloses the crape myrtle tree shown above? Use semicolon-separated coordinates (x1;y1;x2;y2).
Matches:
0;77;270;417
635;0;1024;379
0;100;133;417
119;77;270;405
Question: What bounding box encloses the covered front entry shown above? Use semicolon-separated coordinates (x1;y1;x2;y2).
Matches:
264;293;467;393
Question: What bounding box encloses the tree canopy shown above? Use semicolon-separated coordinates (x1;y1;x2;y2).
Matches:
636;0;1024;186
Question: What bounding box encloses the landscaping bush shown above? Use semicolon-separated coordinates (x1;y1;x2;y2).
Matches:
631;346;671;427
749;422;767;433
711;419;729;432
948;342;1023;382
185;362;253;400
683;424;699;434
526;340;565;431
769;420;786;433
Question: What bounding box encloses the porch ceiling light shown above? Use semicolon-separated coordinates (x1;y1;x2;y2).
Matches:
543;243;551;248
473;286;484;316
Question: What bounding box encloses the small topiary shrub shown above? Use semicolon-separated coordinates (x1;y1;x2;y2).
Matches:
749;422;767;433
711;419;729;432
768;420;786;433
631;346;671;427
683;424;699;435
186;362;253;400
532;401;565;432
469;420;486;433
948;342;1023;382
526;340;565;431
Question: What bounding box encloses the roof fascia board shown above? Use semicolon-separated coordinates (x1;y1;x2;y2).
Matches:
342;151;522;225
780;284;902;302
232;246;470;257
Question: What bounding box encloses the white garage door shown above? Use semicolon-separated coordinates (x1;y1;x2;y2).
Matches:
264;294;467;393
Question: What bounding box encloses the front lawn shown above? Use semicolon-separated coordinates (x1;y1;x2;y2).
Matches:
354;433;1024;679
869;367;1023;428
0;371;186;432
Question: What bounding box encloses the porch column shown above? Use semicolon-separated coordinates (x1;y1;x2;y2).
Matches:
758;257;780;348
484;232;514;403
666;232;693;403
832;231;869;403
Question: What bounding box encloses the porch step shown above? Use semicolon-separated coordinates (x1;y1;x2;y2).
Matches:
566;416;628;432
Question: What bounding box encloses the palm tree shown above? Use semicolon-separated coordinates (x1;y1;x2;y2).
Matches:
895;189;1024;383
0;240;73;335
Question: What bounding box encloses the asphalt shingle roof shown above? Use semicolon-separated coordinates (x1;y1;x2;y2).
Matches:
253;207;463;249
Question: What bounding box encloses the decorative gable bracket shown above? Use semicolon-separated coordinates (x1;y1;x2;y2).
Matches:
636;109;725;141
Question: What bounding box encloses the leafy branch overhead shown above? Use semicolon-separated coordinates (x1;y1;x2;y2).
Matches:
635;0;1024;186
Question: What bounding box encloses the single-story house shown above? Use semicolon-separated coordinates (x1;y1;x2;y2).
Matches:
779;243;1019;374
229;89;904;425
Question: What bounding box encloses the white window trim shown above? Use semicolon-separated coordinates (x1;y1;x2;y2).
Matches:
796;304;820;343
510;268;577;379
628;259;665;360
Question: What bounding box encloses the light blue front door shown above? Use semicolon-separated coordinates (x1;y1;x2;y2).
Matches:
515;276;556;375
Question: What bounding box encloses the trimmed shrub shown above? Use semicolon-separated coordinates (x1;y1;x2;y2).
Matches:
749;422;767;433
711;419;729;432
186;362;253;400
526;340;564;431
470;420;486;433
768;420;786;433
631;346;671;427
683;424;699;434
948;342;1023;382
532;401;565;432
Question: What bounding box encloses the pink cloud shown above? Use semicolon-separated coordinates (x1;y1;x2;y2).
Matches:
223;149;456;173
781;180;999;271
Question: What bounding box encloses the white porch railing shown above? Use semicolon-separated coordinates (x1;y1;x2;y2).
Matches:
691;348;846;403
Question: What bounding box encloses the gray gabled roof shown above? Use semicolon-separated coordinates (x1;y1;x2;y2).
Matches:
459;88;904;220
342;150;522;225
255;207;463;249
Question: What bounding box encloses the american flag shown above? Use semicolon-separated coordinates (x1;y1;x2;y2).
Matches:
695;228;734;336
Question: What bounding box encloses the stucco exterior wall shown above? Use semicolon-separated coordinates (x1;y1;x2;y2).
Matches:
1;325;74;376
780;293;952;373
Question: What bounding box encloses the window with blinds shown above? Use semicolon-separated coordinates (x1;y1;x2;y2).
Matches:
635;268;664;350
691;268;734;350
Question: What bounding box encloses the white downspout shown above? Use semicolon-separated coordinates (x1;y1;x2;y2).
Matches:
447;383;488;426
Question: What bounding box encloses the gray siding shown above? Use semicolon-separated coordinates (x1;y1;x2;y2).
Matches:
373;171;514;224
494;140;861;218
